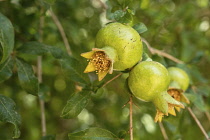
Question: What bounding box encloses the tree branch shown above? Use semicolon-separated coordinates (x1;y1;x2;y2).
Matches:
49;9;72;55
141;38;184;64
129;95;133;140
187;107;210;140
38;7;47;137
158;122;169;140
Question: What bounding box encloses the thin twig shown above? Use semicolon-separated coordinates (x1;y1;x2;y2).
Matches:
205;112;210;124
38;8;47;137
187;107;210;140
141;38;184;64
49;9;72;55
129;95;133;140
191;86;210;125
102;73;122;88
158;122;169;140
122;99;130;108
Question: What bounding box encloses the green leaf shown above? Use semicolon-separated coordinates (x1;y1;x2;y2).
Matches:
113;10;126;21
61;90;91;119
18;41;64;59
142;52;152;61
118;10;133;25
118;130;127;139
60;56;89;84
0;13;14;64
133;22;148;34
41;135;56;140
192;93;207;112
0;94;21;138
68;127;119;140
38;83;50;101
16;58;39;95
0;56;14;83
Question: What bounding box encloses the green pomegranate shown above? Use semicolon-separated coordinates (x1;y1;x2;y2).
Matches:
128;61;184;114
167;67;190;105
95;22;143;71
81;22;143;81
168;67;190;91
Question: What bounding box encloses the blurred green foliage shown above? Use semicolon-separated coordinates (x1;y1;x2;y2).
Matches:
0;0;210;140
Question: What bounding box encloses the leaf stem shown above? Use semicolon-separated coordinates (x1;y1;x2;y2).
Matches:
158;122;169;140
49;9;72;56
141;38;184;64
129;95;133;140
187;107;210;140
38;7;46;137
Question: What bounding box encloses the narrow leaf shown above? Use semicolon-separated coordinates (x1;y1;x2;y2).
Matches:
133;22;148;34
16;58;39;95
18;41;64;59
0;94;21;138
61;90;91;119
0;56;14;83
68;127;119;140
60;56;89;84
0;13;14;64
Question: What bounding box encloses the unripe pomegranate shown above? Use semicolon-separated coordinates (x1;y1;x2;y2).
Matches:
128;61;184;122
167;67;190;107
168;67;190;91
81;22;143;81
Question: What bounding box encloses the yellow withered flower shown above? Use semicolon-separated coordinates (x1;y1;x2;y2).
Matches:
168;88;190;112
81;48;113;81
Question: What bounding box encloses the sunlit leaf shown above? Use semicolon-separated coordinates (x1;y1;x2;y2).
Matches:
0;13;14;64
16;58;39;95
61;90;91;119
0;94;21;138
68;127;119;140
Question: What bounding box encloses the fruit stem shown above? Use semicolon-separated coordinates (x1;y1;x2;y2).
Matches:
158;122;169;140
129;95;133;140
187;107;210;140
101;73;122;88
